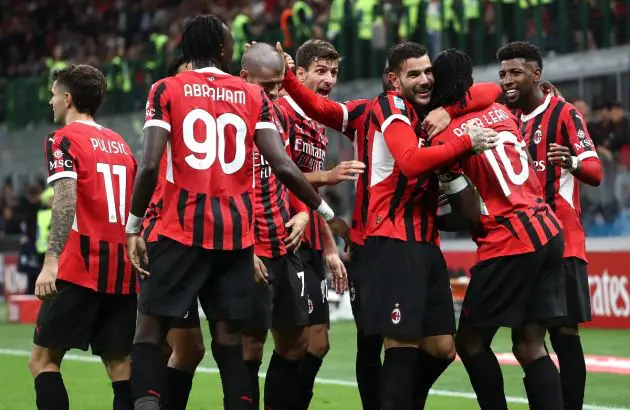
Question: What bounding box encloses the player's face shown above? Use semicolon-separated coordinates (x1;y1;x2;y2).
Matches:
297;59;339;98
241;67;285;101
499;58;540;108
388;55;433;107
49;81;69;125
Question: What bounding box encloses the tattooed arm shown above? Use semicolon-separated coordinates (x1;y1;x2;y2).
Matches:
46;178;78;257
35;177;77;299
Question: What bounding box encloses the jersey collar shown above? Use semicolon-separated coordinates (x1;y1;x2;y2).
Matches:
193;67;228;75
520;93;551;123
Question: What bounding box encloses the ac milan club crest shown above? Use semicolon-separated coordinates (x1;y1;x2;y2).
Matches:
308;297;314;314
391;303;401;324
349;283;356;302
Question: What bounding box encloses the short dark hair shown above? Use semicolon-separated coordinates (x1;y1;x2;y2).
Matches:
496;41;543;70
167;56;188;77
295;40;341;69
181;15;226;66
430;49;473;109
387;42;428;73
53;64;107;116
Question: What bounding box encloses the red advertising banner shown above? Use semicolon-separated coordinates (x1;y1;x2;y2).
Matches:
442;239;630;330
0;253;28;299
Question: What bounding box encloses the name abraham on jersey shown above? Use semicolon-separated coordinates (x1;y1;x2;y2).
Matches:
183;84;246;104
453;106;511;137
293;137;326;171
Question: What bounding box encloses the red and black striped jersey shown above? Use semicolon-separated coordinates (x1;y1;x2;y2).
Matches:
44;120;137;294
144;67;275;250
252;102;307;258
275;95;329;251
365;91;439;243
520;94;598;262
433;103;562;262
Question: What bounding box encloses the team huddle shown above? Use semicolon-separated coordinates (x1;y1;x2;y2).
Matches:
28;13;602;410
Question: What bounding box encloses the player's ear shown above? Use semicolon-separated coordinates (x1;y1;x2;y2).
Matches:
533;67;542;83
240;70;248;81
64;92;72;109
296;66;306;82
388;72;400;90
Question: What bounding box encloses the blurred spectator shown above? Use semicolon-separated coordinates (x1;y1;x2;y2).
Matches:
0;205;22;236
15;183;43;243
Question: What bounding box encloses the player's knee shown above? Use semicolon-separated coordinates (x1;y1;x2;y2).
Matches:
242;335;266;362
169;339;205;372
274;328;308;360
424;336;456;360
512;340;546;366
455;332;483;359
307;326;330;358
549;324;579;338
101;353;131;382
29;346;63;377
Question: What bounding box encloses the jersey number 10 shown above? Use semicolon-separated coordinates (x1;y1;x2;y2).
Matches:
483;131;529;197
97;163;127;225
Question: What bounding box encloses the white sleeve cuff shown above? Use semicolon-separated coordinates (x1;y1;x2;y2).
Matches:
381;114;411;134
144;119;171;132
439;175;468;195
577;151;598;161
47;171;78;185
255;122;277;131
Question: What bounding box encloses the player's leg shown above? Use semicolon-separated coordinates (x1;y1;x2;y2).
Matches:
361;238;427;410
348;244;382;410
132;237;208;410
298;247;330;407
29;280;98;410
242;261;274;409
548;257;590;410
513;234;566;410
200;247;256;410
414;246;456;408
161;305;204;410
265;253;309;409
93;292;138;410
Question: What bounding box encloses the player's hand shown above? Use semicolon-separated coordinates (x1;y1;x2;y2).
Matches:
276;42;295;72
548;143;574;169
325;252;348;295
35;257;58;300
467;126;499;153
244;41;258;50
284;211;309;252
127;234;149;279
253;255;268;284
423;107;451;140
327;216;351;251
326;161;365;185
540;81;564;100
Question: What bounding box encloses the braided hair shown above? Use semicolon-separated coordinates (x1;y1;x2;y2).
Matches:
181;15;226;68
430;48;473;110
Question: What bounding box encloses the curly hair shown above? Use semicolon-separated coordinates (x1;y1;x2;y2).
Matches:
496;41;543;70
53;64;107;116
181;15;226;67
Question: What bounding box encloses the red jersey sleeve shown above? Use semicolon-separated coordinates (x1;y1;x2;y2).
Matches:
144;79;172;132
563;105;598;161
45;131;78;184
255;89;276;131
444;83;502;117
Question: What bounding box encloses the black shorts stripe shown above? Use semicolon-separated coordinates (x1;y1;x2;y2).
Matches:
495;215;519;240
114;243;125;294
241;192;253;227
210;197;224;248
516;211;543;250
152;82;167;120
192;193;206;247
177;189;188;229
97;241;110;293
544;101;565;210
80;234;90;272
229;197;243;250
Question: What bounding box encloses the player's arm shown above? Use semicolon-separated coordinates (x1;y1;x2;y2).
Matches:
47;178;77;257
322;221;348;294
547;107;602;186
383;115;496;178
303;160;366;188
282;69;353;135
436;173;480;232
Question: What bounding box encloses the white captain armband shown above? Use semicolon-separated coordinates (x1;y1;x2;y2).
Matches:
316;200;335;222
125;213;144;235
439;175;468;195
